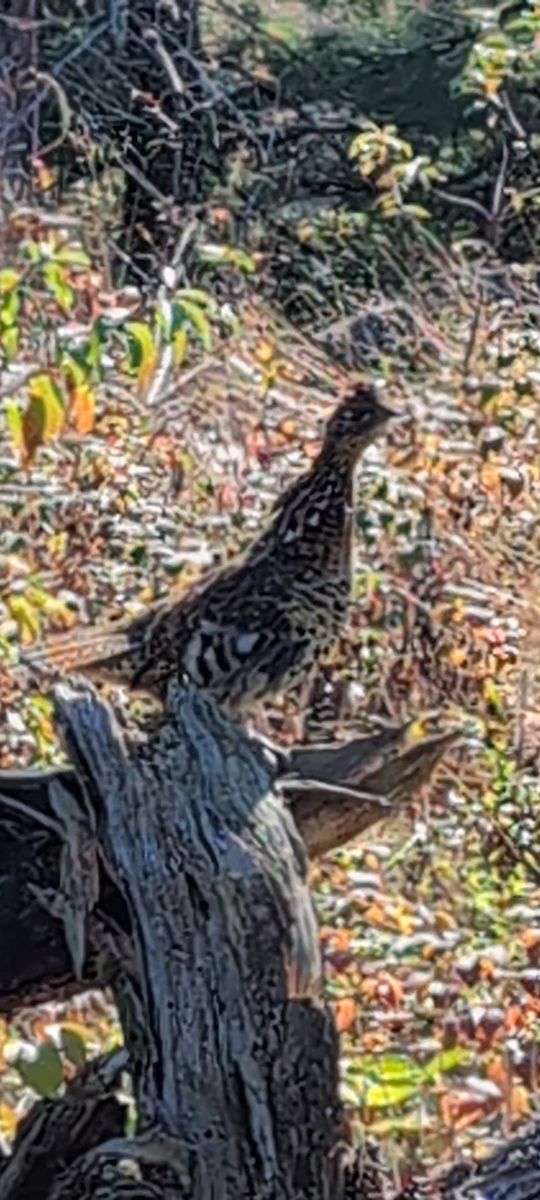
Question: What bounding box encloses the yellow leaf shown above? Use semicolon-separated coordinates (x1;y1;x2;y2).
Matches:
47;532;68;559
408;717;425;742
483;677;505;715
7;595;40;644
28;588;77;630
0;1102;19;1139
173;326;188;367
0;269;20;294
510;1084;530;1118
453;598;466;625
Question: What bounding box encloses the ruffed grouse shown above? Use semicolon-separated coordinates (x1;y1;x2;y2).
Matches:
24;385;395;709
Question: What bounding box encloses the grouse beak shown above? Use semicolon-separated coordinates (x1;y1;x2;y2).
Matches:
374;399;400;426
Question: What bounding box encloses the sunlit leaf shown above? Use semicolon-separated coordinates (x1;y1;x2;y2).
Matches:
124;321;157;391
198;243;257;274
177;299;212;350
1;326;19;360
22;374;65;464
70;384;95;435
257;340;275;364
423;1048;471;1082
86;319;107;370
363;1082;419;1109
43;261;74;313
0;1102;19;1139
176;287;216;310
1;290;20;326
60;1025;87;1068
360;1056;423;1086
7;595;40;644
0;269;20;294
4;402;24;455
55;246;91;268
173;326;188;367
22;239;42;263
61;354;87;389
27;587;77;629
15;1040;63;1098
333;998;356;1033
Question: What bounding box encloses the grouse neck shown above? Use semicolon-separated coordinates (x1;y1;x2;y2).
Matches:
317;437;371;475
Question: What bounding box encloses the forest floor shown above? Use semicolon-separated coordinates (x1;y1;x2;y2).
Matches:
1;203;540;1192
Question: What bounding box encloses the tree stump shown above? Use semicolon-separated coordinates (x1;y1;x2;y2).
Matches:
5;678;343;1199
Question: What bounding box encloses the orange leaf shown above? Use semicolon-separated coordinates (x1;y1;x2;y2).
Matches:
440;1089;499;1130
278;418;297;440
521;928;540;954
364;903;386;926
510;1084;530;1119
69;385;95;435
257;340;275;364
333;998;357;1033
505;1005;524;1035
479;958;496;983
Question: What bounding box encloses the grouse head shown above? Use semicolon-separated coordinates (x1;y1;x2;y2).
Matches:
322;383;396;465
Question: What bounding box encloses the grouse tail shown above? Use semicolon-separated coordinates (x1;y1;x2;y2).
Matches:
21;623;134;684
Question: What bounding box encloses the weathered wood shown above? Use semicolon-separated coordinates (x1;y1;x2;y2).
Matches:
0;722;458;1015
28;678;342;1199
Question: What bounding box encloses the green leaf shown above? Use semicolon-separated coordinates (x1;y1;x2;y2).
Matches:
177;299;212;349
402;204;432;221
1;326;19;360
27;374;65;429
173;326;189;366
61;354;87;388
15;1041;63;1099
423;1048;471;1082
55;246;91;268
124;321;157;390
4;401;24;451
60;1026;87;1068
22;240;42;263
363;1082;419;1109
176;287;216;310
360;1055;423;1086
43;261;74;313
85;319;107;371
1;290;20;326
198;244;257;274
22;374;66;463
0;269;20;294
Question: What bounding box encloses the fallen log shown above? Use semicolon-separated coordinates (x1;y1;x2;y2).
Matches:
0;708;458;1015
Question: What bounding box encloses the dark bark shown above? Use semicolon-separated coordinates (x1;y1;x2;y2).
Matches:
0;0;35;200
0;721;458;1016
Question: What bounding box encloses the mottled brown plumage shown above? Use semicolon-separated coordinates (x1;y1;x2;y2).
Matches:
24;385;395;708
